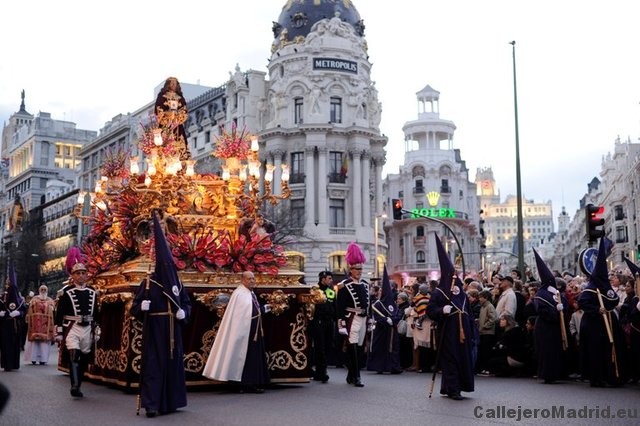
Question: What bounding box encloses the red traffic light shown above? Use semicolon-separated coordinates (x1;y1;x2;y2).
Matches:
589;205;604;218
585;204;605;243
392;199;403;220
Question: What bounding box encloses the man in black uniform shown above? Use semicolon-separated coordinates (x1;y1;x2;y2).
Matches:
310;271;336;383
336;242;369;388
55;262;100;398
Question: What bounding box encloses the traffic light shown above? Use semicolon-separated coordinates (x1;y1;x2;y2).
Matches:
479;209;486;249
585;204;605;243
392;199;403;220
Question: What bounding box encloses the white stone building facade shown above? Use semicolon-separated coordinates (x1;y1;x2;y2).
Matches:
384;86;480;279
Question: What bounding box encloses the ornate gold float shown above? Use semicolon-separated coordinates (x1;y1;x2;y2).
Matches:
65;81;315;387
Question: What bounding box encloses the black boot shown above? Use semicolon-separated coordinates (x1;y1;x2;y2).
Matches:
69;350;83;398
348;344;364;387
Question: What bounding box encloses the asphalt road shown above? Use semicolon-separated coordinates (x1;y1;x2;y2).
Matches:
1;351;638;426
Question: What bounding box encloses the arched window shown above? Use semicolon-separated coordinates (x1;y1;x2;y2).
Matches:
412;165;425;178
329;252;346;273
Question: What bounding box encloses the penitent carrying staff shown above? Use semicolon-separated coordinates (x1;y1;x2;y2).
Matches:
427;233;475;401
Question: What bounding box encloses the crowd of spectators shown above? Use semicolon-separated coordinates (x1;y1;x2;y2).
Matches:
389;265;639;386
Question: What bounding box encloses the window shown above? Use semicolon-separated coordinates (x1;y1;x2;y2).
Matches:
330;97;342;123
330;254;346;273
615;226;627;243
290;152;305;184
329;151;346;183
414;179;424;194
329;198;345;227
291;199;305;228
416;226;424;237
614;205;624;221
416;251;426;263
441;179;450;193
294;97;303;124
41;141;50;166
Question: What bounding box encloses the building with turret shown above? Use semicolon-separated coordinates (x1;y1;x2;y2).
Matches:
475;167;554;270
384;86;479;279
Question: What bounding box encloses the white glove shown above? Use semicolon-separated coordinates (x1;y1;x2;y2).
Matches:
0;311;5;317
263;304;271;314
556;303;564;312
55;334;63;343
176;309;185;320
141;300;151;311
386;317;393;326
9;310;20;318
94;326;101;342
636;301;640;312
338;327;348;336
443;305;453;314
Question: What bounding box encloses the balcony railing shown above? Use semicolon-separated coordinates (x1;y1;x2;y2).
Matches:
289;173;305;184
413;236;426;245
440;186;451;194
328;173;346;184
329;227;355;235
413;186;425;195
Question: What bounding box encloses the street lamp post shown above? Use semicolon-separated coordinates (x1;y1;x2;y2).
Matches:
374;213;387;279
510;40;526;280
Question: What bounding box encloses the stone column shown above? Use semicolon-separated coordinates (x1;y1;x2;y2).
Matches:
351;151;362;228
272;150;283;196
305;146;316;227
317;147;328;225
361;152;371;228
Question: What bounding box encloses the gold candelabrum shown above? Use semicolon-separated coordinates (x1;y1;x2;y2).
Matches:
221;136;291;215
73;127;291;242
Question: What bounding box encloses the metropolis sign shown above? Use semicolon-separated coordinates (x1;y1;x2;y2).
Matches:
313;58;358;74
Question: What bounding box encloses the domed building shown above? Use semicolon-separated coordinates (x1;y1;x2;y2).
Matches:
257;0;388;280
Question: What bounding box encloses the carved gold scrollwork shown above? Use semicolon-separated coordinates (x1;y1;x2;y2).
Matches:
194;290;231;317
267;311;307;371
260;290;295;316
95;314;134;373
297;286;327;321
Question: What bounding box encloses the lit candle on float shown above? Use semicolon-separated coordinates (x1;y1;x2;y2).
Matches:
265;164;275;182
130;157;140;175
185;160;195;177
281;164;290;182
222;166;230;181
153;129;163;146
